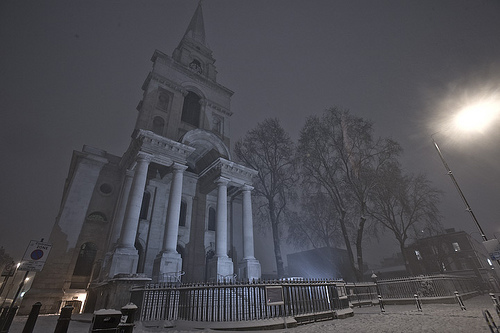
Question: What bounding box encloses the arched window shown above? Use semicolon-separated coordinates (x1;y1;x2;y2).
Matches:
86;212;107;222
152;116;165;135
139;192;150;220
181;91;201;127
72;242;97;277
157;89;170;110
179;200;187;227
208;207;216;231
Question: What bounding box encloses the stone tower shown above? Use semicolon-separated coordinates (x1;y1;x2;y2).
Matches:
20;2;261;315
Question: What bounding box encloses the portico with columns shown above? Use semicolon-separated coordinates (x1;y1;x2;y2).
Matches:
198;159;260;282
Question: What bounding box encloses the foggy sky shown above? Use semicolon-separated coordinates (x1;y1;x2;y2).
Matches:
1;0;500;270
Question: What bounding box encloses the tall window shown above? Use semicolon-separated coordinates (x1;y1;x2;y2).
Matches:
72;242;97;277
181;91;201;127
208;207;216;231
179;200;187;227
152;116;165;135
156;88;170;110
140;192;151;220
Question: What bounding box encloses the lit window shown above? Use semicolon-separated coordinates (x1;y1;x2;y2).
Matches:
415;250;423;260
452;242;461;252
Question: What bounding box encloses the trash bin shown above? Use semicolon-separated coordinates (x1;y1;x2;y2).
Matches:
89;309;122;333
117;303;138;333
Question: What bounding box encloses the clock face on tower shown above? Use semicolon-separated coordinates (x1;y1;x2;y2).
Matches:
189;59;203;74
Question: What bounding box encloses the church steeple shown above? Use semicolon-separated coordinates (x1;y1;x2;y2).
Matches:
182;1;206;47
172;1;217;81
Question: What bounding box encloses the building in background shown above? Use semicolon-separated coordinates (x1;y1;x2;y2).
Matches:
366;253;407;280
404;228;499;291
20;3;261;315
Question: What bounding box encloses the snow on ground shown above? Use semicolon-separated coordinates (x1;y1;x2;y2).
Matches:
8;294;500;332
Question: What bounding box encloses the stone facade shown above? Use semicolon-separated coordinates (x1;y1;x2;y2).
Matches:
20;3;260;315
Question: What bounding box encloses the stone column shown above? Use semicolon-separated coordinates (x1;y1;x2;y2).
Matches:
153;163;187;283
241;185;255;260
215;177;229;257
162;163;187;253
108;152;152;278
119;153;152;248
207;177;234;282
108;170;134;249
238;185;261;281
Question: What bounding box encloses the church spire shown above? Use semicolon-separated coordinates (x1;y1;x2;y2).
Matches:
182;1;206;46
172;1;217;81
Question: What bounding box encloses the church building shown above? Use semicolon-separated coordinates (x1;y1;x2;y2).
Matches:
20;3;261;314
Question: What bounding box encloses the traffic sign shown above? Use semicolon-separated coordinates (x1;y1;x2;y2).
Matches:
483;239;500;261
19;240;52;272
1;261;16;276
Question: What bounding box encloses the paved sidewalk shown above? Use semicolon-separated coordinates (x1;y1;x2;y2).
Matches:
7;294;500;332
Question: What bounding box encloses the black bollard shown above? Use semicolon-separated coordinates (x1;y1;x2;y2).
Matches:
22;302;42;333
117;303;138;333
414;294;422;312
53;305;73;333
0;306;18;333
378;295;385;313
454;291;466;311
483;310;498;333
0;308;9;330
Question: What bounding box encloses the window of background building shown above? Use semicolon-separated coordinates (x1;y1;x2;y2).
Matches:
415;250;423;260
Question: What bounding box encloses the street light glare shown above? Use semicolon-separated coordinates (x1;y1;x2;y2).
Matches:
454;101;500;133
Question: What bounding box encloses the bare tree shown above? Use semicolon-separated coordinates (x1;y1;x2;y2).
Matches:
297;107;401;281
369;167;443;274
234;118;297;278
287;191;343;250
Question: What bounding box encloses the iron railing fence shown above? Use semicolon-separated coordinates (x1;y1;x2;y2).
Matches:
131;279;350;322
346;274;478;305
345;282;378;306
378;274;477;299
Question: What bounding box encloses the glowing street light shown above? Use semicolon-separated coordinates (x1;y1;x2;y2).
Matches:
453;99;500;134
432;98;500;242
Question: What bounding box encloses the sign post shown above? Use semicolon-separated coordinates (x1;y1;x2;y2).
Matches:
265;286;286;328
18;240;52;272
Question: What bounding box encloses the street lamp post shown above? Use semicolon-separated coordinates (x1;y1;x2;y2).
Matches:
432;135;500;268
431;136;487;242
